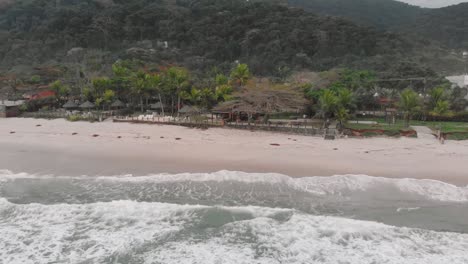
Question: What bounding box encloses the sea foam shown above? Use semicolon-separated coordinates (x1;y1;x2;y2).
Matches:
1;169;467;202
0;199;467;264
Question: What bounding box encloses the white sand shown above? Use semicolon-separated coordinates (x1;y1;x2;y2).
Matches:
1;118;467;185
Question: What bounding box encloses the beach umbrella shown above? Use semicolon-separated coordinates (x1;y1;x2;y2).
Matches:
79;101;95;109
111;99;125;109
63;100;78;109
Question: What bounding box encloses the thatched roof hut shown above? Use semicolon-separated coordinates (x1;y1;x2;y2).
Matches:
150;102;164;110
63;100;78;109
111;99;125;108
178;105;202;114
213;89;306;114
79;101;95;109
212;99;258;114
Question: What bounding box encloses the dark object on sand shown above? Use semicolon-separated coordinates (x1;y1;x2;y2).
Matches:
10;131;15;134
160;136;164;139
92;134;99;137
117;136;122;139
270;143;280;146
333;148;338;150
175;138;182;140
72;133;78;135
36;124;42;127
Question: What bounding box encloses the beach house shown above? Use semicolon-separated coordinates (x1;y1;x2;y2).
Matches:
0;100;24;118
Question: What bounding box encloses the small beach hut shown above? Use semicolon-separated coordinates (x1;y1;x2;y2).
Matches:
150;101;165;115
150;102;164;110
63;100;78;109
178;105;202;115
79;101;95;110
111;99;125;109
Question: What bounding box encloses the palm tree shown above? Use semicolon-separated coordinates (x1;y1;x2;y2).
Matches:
165;67;189;115
337;88;355;111
335;107;350;130
180;88;201;105
131;71;151;112
50;80;71;106
428;86;445;108
318;89;339;119
433;100;451;115
146;73;164;115
215;84;233;102
230;63;250;88
199;88;216;109
399;89;421;128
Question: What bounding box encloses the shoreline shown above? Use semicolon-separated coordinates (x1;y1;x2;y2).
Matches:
1;118;468;185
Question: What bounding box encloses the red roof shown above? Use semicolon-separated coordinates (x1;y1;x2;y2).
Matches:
378;97;395;104
30;90;55;100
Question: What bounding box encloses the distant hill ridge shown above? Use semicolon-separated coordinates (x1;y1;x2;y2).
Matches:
287;0;468;49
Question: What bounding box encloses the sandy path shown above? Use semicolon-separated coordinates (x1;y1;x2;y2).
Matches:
0;118;467;185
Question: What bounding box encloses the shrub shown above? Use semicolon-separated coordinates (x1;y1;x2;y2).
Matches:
383;130;400;137
445;132;468;141
426;111;468;122
66;115;97;122
362;131;381;137
19;104;28;112
30;75;41;84
67;115;81;122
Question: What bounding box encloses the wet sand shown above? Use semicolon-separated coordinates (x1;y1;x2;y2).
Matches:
1;118;468;185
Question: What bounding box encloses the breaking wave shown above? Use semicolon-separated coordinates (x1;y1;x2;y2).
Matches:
1;170;468;263
1;198;468;264
1;169;467;202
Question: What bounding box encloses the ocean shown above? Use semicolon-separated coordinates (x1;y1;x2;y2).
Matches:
1;170;467;264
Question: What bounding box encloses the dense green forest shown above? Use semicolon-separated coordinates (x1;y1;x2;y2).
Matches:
0;0;463;82
287;0;423;30
287;0;468;50
404;3;468;49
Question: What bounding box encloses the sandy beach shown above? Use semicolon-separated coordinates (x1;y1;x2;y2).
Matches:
0;118;467;185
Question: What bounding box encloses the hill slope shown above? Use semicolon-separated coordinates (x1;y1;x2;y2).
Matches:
0;0;461;79
287;0;424;30
287;0;468;51
404;3;468;49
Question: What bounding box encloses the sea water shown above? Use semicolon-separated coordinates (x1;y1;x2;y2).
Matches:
0;170;467;263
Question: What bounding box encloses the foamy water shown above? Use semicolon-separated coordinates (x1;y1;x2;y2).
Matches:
1;170;468;263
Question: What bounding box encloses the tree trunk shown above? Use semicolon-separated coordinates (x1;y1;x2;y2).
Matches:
140;96;144;113
171;96;174;115
159;93;165;116
177;94;181;117
405;113;410;128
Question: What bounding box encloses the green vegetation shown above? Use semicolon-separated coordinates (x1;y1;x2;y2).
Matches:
351;117;468;140
289;0;468;51
345;122;415;138
398;89;421;128
0;0;467;140
66;115;97;122
0;0;462;80
445;133;468;141
288;0;422;30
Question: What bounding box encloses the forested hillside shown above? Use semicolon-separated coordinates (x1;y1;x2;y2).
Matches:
404;3;468;49
287;0;468;51
287;0;424;30
0;0;462;80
